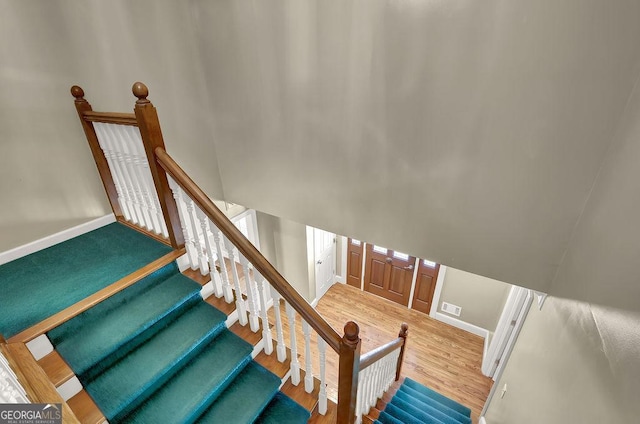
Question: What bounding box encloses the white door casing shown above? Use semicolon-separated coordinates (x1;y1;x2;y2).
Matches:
313;227;336;300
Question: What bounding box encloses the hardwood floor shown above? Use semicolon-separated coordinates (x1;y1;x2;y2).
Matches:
187;265;491;422
270;283;492;424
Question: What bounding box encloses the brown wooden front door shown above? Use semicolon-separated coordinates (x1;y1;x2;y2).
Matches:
411;260;440;314
363;244;416;306
346;238;364;288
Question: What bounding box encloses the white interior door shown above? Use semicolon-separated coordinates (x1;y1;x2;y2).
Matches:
314;227;336;300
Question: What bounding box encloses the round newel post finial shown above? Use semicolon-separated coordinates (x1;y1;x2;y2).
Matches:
399;322;409;338
343;321;360;346
70;85;85;101
132;82;150;104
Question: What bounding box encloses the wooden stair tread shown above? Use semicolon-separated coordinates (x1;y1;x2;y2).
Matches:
281;369;321;412
0;343;80;424
38;350;74;387
229;320;264;346
182;268;211;286
67;390;105;424
254;340;292;379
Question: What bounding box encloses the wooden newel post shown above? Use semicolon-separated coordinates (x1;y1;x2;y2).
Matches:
70;85;123;219
396;323;409;381
132;82;184;249
337;321;361;424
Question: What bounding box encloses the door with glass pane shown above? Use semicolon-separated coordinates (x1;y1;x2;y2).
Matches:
411;260;440;314
346;238;364;288
363;244;416;306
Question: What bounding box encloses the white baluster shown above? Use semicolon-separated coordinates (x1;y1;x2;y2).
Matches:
213;230;234;302
94;124;133;222
170;183;198;269
225;239;248;326
271;289;287;362
257;276;273;355
302;321;314;393
318;337;327;415
285;302;301;385
186;198;209;275
356;369;365;421
123;125;165;236
105;124;149;229
112;125;155;232
239;255;260;332
363;366;372;413
373;363;381;411
197;209;223;298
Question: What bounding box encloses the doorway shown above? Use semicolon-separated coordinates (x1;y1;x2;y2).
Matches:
312;227;337;300
346;238;364;289
347;241;440;313
363;244;415;307
411;259;440;314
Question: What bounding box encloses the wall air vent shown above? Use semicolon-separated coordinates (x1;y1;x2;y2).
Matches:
441;301;462;317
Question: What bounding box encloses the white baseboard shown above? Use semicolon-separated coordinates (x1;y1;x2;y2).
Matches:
310;298;319;308
479;417;487;424
434;312;490;339
0;214;116;266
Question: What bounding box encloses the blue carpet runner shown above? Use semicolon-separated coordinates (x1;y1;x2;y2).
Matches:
47;258;309;423
0;222;172;338
375;378;471;424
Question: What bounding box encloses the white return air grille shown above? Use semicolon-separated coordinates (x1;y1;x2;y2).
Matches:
441;302;462;317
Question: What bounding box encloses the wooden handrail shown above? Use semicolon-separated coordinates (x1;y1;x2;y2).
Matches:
360;323;408;377
154;147;343;353
360;338;404;370
82;111;138;126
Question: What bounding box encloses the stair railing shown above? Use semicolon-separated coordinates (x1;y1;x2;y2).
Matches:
154;145;362;421
71;82;413;423
355;324;408;423
71;85;183;249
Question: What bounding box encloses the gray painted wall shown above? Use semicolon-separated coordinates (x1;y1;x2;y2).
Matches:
485;47;640;423
256;211;312;301
0;1;224;252
194;0;640;294
438;267;511;331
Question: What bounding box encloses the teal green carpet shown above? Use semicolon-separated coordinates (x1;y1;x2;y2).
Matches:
0;222;172;338
43;226;308;423
375;378;471;424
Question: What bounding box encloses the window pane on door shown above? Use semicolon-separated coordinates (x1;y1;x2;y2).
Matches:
423;259;437;268
373;245;388;254
393;251;409;261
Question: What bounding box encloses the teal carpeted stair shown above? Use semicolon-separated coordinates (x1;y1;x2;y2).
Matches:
0;222;172;338
26;225;310;423
375;378;472;424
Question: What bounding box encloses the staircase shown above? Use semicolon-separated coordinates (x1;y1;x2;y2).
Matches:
45;258;309;423
0;81;473;424
368;378;472;424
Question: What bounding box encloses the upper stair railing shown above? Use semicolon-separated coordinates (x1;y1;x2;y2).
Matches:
71;82;409;423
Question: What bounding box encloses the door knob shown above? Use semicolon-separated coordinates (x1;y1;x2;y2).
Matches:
404;265;414;271
385;257;393;263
